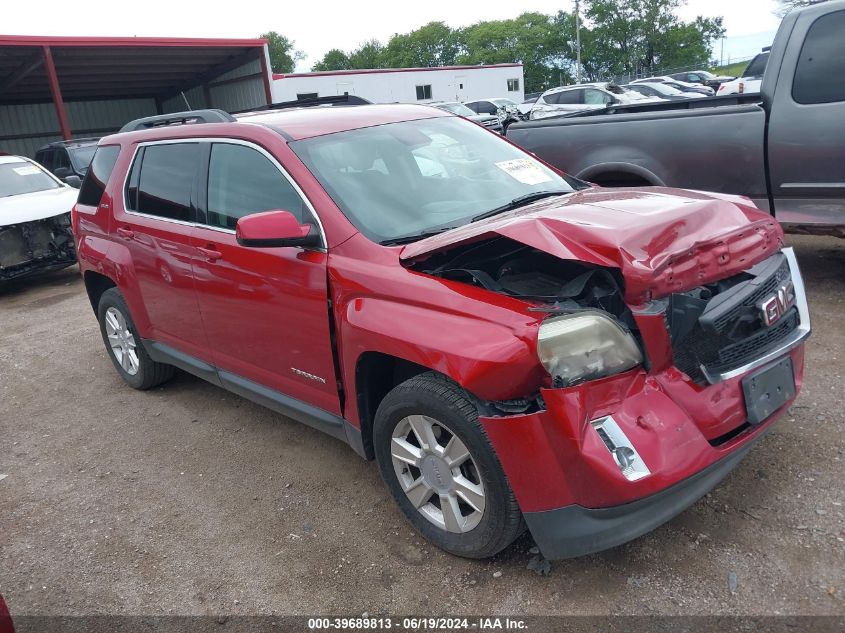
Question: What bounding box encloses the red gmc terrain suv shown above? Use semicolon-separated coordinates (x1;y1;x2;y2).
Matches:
71;103;810;560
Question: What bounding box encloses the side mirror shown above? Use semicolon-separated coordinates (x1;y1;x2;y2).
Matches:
63;175;82;188
235;210;321;248
53;166;72;178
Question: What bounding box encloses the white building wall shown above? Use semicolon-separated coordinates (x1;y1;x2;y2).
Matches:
273;65;525;105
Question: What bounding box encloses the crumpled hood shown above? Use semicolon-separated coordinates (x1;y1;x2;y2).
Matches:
401;187;783;304
0;186;78;225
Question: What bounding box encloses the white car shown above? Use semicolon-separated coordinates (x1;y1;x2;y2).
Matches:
0;155;79;281
529;83;661;120
631;76;715;96
718;51;770;96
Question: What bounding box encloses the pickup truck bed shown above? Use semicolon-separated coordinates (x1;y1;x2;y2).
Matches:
507;0;845;236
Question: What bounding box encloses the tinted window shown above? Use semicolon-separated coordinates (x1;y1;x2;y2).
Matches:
743;52;769;78
132;143;198;221
69;145;97;172
550;90;580;105
78;146;120;207
35;149;53;170
206;143;307;230
793;11;845;104
477;101;497;114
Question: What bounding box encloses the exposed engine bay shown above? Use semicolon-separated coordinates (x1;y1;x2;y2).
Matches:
406;236;634;325
0;213;76;281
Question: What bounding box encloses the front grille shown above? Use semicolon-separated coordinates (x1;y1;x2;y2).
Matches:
670;253;800;383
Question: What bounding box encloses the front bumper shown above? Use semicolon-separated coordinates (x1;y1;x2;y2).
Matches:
0;214;76;281
522;431;762;559
480;248;809;559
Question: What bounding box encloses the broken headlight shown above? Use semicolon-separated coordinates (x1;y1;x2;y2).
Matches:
537;311;642;385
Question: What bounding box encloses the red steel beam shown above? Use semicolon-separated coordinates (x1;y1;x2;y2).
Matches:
42;45;71;140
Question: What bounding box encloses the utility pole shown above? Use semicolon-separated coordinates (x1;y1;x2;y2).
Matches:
720;36;725;67
575;0;582;84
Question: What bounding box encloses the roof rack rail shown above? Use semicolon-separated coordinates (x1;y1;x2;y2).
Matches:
119;109;236;133
237;94;372;114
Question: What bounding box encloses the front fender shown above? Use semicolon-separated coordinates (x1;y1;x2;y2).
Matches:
339;297;544;407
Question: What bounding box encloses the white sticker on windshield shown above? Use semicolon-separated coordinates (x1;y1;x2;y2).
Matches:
13;165;42;176
495;159;553;185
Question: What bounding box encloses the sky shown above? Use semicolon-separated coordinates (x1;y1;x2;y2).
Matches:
3;0;783;72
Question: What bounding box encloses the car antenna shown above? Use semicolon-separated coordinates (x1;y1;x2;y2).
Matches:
181;91;191;110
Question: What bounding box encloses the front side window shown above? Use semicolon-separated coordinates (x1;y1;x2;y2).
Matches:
206;143;308;229
291;116;579;244
416;85;432;100
0;160;60;198
127;143;199;222
793;10;845;104
507;78;520;92
78;146;120;207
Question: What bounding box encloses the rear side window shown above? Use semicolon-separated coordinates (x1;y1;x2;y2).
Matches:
793;10;845;104
206;143;307;229
127;143;199;221
77;146;120;206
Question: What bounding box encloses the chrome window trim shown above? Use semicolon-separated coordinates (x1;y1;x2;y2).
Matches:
120;137;327;249
701;247;811;383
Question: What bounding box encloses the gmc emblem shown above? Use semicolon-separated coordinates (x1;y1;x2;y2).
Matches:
759;280;795;326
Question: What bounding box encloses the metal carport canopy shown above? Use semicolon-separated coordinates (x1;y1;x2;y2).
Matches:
0;35;272;140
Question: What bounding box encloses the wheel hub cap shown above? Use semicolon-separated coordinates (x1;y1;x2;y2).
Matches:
421;454;452;494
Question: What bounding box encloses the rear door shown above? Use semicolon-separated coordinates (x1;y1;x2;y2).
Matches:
115;141;209;358
190;140;341;415
767;7;845;228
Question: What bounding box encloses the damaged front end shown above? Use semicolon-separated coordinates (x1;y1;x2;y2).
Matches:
0;213;76;281
405;236;644;389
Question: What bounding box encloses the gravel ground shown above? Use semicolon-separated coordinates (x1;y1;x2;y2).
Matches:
0;234;843;617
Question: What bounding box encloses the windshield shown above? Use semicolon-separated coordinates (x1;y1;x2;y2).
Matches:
743;52;769;78
291;117;578;244
0;161;61;198
436;102;476;116
697;71;716;79
68;145;97;172
491;98;517;107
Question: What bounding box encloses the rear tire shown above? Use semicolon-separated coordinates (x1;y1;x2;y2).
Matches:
373;372;524;559
97;287;174;390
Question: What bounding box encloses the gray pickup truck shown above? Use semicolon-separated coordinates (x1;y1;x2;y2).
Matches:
506;0;845;237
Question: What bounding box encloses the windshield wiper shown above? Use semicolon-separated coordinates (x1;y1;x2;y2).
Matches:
380;226;462;246
471;190;572;222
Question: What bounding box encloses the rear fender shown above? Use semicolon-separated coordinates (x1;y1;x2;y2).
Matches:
577;162;665;187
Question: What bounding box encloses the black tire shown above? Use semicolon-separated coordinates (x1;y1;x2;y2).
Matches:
373;372;525;559
97;287;174;390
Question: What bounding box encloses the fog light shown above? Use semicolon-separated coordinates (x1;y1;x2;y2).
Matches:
591;416;651;481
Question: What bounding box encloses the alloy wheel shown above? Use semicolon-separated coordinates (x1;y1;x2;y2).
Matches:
104;306;140;376
390;414;486;533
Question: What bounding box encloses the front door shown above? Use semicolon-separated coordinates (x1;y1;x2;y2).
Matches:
767;7;845;228
190;141;341;416
115;141;209;359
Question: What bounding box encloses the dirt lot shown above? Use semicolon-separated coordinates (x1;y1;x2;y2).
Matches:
0;234;843;617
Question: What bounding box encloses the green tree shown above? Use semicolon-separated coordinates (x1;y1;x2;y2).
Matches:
458;12;572;93
349;40;387;69
581;0;724;80
384;22;461;67
312;49;352;72
260;31;305;74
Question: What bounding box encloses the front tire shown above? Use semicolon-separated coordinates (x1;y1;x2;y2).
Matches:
97;288;174;390
374;373;524;558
